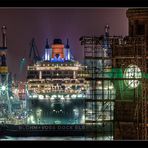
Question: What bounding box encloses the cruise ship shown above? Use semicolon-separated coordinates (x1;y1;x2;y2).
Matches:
0;37;92;137
26;38;89;125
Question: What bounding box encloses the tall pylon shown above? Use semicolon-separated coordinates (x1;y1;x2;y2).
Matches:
0;25;12;122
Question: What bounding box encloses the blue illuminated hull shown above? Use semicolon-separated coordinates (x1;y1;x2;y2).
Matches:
27;98;85;124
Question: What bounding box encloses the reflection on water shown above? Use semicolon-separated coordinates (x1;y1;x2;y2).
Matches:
0;136;88;141
0;136;113;141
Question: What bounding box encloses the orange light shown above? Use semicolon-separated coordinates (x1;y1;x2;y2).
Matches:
51;45;64;49
52;44;64;58
0;66;8;73
0;51;7;56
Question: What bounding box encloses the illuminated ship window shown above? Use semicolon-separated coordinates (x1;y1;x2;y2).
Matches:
124;65;142;89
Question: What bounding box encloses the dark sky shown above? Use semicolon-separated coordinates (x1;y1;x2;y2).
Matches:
0;8;128;81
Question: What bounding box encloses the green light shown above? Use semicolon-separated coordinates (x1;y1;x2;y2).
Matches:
124;65;142;89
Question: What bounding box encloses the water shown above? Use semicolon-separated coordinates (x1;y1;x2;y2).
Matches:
0;136;113;141
0;136;88;141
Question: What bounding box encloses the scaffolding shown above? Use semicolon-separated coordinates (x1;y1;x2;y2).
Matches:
112;36;148;140
80;29;148;140
80;26;114;140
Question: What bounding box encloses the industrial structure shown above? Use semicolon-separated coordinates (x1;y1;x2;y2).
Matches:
80;25;115;140
0;26;28;125
0;25;12;123
80;8;148;140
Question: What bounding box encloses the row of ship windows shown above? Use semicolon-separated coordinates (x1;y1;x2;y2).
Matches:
27;71;82;75
28;79;85;84
28;85;83;90
42;71;74;74
27;75;74;79
41;63;75;67
29;90;81;94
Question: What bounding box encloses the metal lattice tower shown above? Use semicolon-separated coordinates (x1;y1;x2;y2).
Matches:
0;26;12;122
80;25;114;140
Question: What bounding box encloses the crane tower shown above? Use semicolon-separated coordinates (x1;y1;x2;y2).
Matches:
0;25;11;122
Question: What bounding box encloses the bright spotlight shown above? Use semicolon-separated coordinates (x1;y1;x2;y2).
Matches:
1;85;6;91
39;95;44;100
10;96;13;99
33;94;38;98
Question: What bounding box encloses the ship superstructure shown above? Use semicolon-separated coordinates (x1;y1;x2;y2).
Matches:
26;38;89;124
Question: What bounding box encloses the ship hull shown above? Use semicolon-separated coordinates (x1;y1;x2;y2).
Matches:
0;124;95;137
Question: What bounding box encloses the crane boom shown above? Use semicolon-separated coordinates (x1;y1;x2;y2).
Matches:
29;38;41;63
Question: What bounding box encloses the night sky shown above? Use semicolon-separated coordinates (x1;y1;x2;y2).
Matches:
0;8;128;81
